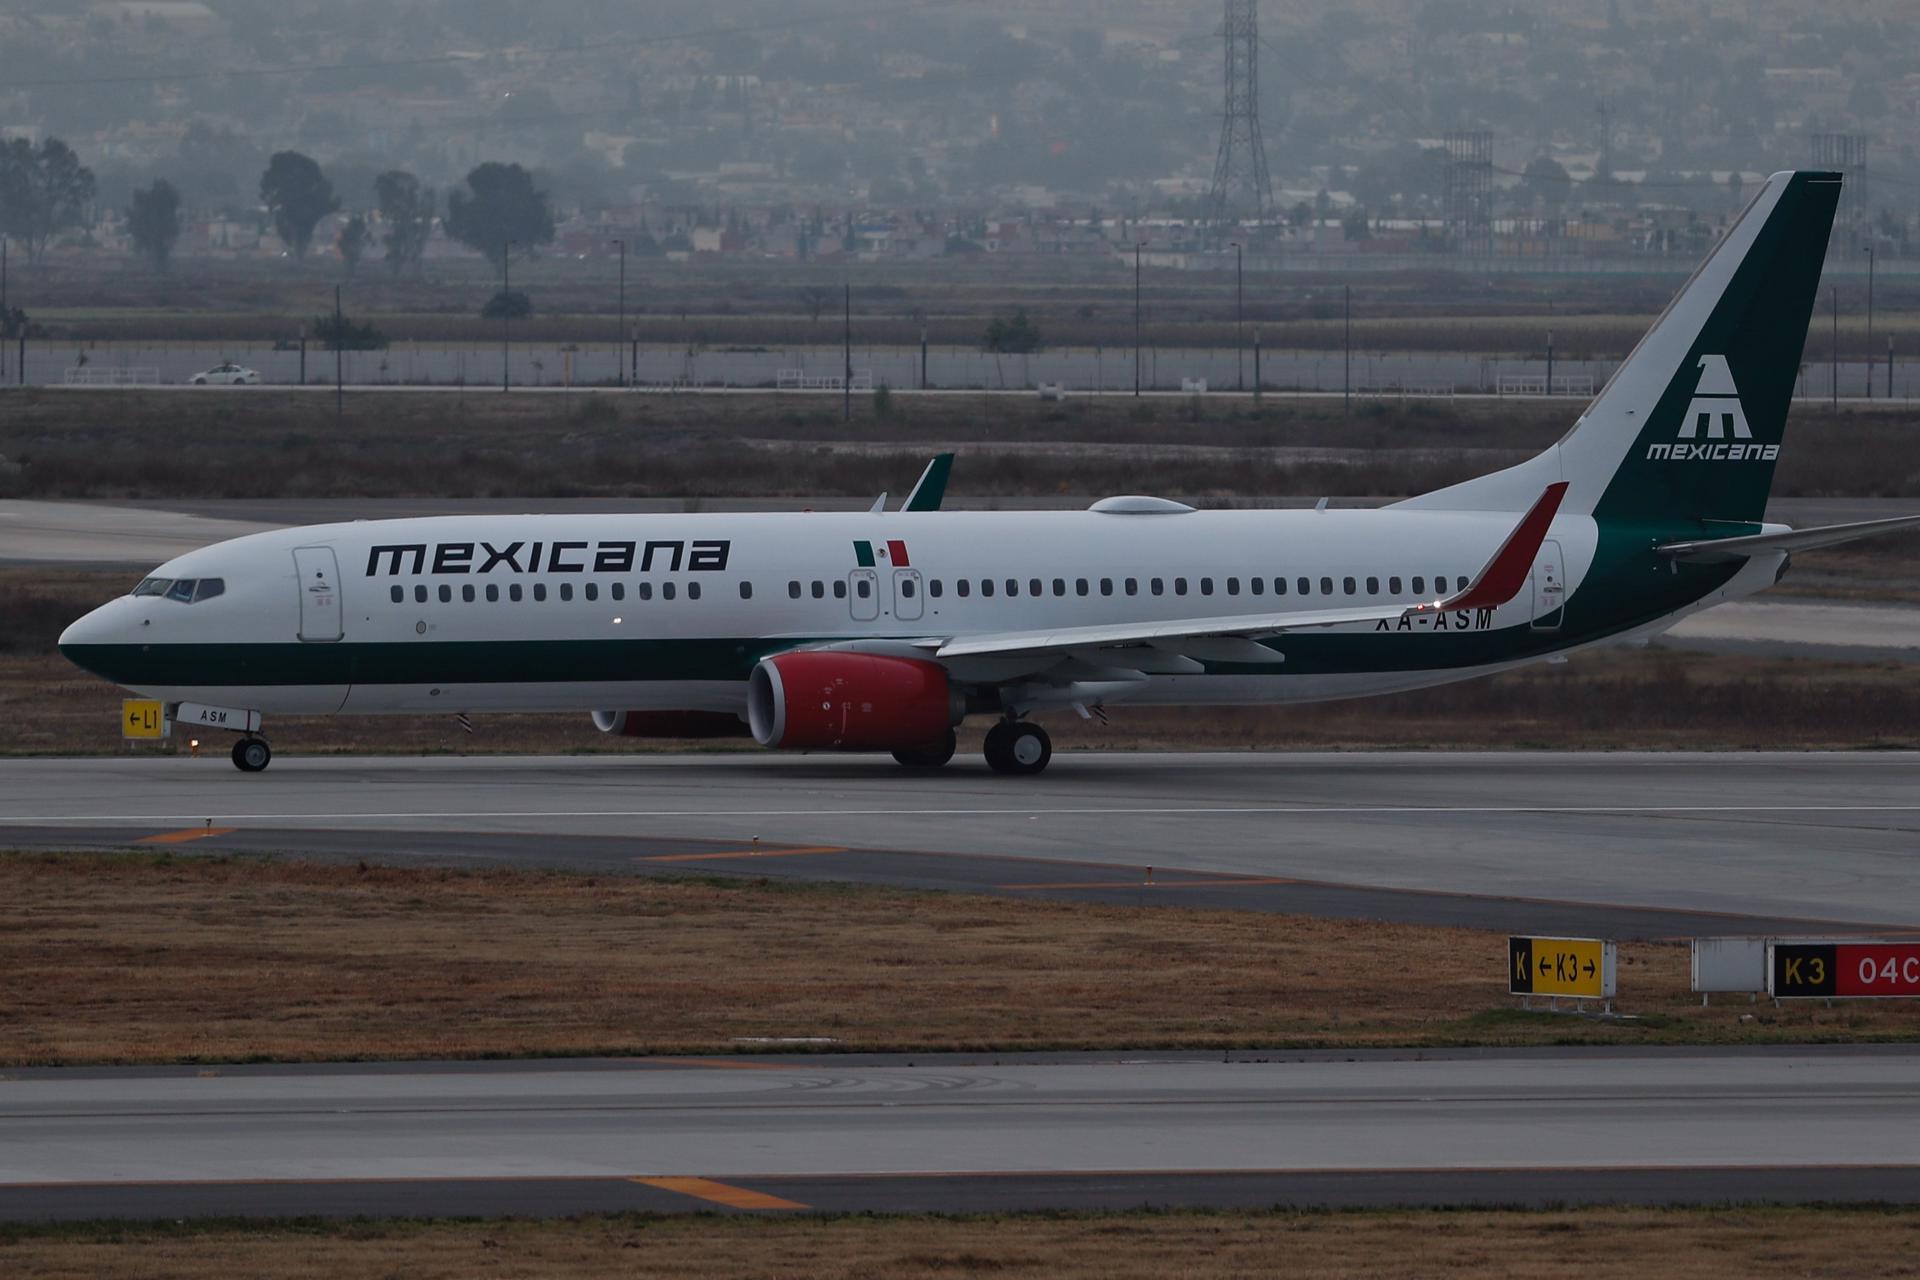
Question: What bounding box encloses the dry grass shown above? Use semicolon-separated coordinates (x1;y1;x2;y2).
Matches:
5;852;1920;1068
8;1206;1920;1279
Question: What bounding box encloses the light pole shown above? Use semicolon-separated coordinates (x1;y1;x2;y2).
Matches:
1230;241;1243;392
1343;283;1351;417
501;239;515;393
612;239;626;389
1133;242;1145;397
1864;244;1874;399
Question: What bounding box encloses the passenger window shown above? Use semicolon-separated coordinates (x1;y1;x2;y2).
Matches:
611;583;625;601
1174;578;1188;596
533;583;547;602
688;583;701;600
559;583;572;602
509;584;523;602
663;582;677;601
788;581;801;599
833;580;847;599
1125;578;1138;596
1251;577;1264;596
486;584;500;602
193;579;225;602
1200;577;1214;596
1389;577;1402;594
414;585;428;604
439;585;453;603
738;581;751;600
1226;577;1239;595
637;582;652;601
1031;578;1044;597
981;579;995;597
1412;576;1425;595
930;579;943;598
812;581;825;599
957;579;970;598
166;579;197;602
900;579;915;598
1051;578;1065;596
1366;577;1379;595
1319;577;1333;595
463;584;476;603
1076;578;1089;596
585;583;598;602
1100;578;1113;596
1006;579;1019;597
856;579;871;599
1343;577;1357;595
390;585;404;604
1150;578;1163;596
1299;577;1311;595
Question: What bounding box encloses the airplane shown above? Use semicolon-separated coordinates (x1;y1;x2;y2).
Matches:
59;170;1920;776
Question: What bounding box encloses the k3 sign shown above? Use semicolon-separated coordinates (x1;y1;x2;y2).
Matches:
1769;941;1920;999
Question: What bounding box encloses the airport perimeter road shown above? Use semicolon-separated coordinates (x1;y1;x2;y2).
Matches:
4;1048;1919;1221
3;752;1917;927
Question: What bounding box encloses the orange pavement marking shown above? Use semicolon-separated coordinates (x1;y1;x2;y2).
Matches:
635;845;844;863
136;827;236;845
632;1176;809;1210
998;877;1298;890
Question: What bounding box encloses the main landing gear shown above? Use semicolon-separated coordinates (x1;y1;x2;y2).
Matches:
983;720;1051;776
230;736;272;773
892;729;958;769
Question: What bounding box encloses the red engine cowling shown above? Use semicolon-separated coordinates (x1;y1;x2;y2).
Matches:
748;651;958;751
592;709;751;738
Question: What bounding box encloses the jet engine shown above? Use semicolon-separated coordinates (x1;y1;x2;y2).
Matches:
591;709;751;738
747;651;961;751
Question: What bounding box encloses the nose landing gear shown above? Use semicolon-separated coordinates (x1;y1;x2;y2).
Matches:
983;720;1051;776
231;736;272;773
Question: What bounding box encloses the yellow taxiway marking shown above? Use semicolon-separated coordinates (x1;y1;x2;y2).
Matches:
998;877;1298;890
137;826;236;845
635;845;844;864
632;1176;809;1210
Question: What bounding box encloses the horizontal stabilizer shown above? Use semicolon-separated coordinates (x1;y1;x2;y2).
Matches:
1655;514;1920;563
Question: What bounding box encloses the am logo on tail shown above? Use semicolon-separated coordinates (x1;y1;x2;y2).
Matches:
60;171;1920;775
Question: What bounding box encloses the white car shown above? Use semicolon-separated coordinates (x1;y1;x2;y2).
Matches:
190;363;260;385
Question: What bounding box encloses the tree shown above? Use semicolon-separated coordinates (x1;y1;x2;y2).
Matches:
0;137;96;260
374;169;434;277
127;178;182;271
984;310;1043;353
443;162;553;274
336;214;369;275
1522;156;1573;212
480;290;532;320
259;151;337;257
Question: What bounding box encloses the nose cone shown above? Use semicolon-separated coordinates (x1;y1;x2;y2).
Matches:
59;601;127;677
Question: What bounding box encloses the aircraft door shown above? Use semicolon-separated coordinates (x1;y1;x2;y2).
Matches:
293;546;344;642
1530;539;1565;632
848;569;881;622
893;569;924;621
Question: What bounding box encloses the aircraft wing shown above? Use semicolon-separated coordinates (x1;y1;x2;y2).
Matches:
1655;514;1920;564
932;484;1569;664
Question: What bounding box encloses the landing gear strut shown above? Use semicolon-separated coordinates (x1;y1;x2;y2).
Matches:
983;720;1051;776
231;736;272;773
892;729;957;769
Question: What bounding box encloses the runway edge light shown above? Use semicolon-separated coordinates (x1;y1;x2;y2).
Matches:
1509;935;1616;1003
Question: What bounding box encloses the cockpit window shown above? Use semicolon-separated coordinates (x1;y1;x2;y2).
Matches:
193;578;225;602
133;577;171;597
165;580;197;602
135;577;226;603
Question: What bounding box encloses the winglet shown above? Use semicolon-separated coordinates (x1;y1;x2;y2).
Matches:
902;453;954;512
1415;482;1569;614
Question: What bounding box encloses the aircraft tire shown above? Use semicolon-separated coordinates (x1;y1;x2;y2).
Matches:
893;729;957;769
231;737;272;773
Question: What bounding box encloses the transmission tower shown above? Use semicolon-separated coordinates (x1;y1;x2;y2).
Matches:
1206;0;1273;226
1443;130;1494;257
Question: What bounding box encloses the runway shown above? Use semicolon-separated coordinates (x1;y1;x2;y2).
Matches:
5;1048;1919;1221
3;751;1918;930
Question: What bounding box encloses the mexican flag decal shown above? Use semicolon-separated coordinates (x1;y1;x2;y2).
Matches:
853;539;910;567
